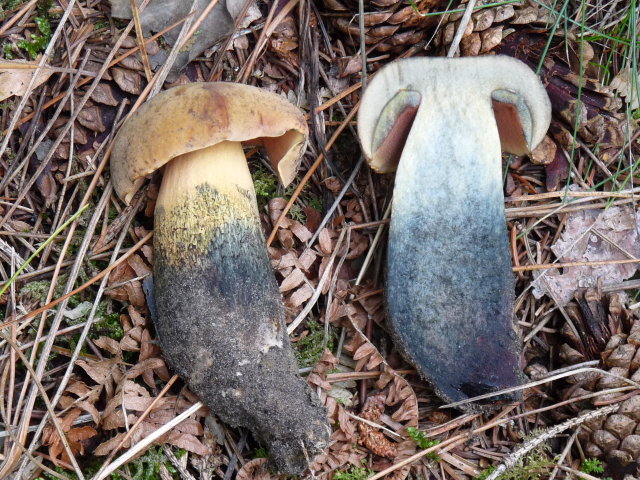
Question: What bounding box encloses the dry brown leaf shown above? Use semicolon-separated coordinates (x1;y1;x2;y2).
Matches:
75;400;102;426
76;357;122;399
111;66;143;95
610;68;640;110
290;220;312;242
0;59;54;101
64;379;92;398
287;284;314;308
94;336;121;356
307;350;366;474
323;177;343;194
120;333;140;352
125;357;166;379
127;254;152;278
268;197;292;228
37;172;57;207
272;251;297;270
98;389;212;456
58;380;101;425
299;248;318;270
279;267;305;293
277;228;294;249
318;228;334;255
346;231;369;259
342;331;419;480
164;432;211;456
95;431;130;456
106;256;147;306
532;202;640;305
128;305;147;326
90;82;120;106
237;458;272;480
76;103;108;132
43;408;97;466
304;206;322;231
140;328;170;387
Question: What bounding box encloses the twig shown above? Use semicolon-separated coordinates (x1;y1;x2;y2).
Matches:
442;366;640;410
307;157;364;247
485;406;619;480
513;256;640;272
0;331;86;479
92;402;205;480
0;205;88;297
446;0;476;57
92;375;180;479
130;0;152;82
287;229;346;334
0;231;154;329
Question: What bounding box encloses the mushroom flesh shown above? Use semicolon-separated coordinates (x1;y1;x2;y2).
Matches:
357;56;552;409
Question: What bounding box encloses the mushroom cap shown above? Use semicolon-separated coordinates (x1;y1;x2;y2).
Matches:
358;55;551;173
111;82;308;203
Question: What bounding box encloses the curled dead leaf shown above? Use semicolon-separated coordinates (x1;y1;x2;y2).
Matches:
43;408;97;466
237;458;272;480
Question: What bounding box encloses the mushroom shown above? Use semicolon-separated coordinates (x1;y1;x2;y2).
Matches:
110;82;330;473
357;56;551;409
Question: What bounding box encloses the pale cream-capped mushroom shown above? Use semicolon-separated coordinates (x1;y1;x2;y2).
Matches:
357;56;551;409
111;82;329;473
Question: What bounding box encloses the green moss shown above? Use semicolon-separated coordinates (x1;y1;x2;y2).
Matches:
250;162;311;222
334;463;374;480
20;280;53;305
18;16;52;59
252;165;279;210
2;42;13;58
474;466;496;480
1;0;21;8
253;447;269;459
289;203;306;223
128;445;178;479
93;19;110;31
308;194;323;212
38;446;178;480
0;0;21;20
581;458;605;474
20;276;78;308
406;426;440;460
92;312;124;340
295;320;337;368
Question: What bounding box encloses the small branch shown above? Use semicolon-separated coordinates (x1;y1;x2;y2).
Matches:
485;405;619;480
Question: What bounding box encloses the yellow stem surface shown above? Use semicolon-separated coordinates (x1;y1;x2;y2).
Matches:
156;141;254;212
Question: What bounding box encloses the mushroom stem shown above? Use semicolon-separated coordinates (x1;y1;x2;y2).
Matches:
388;96;520;406
157;142;254;216
152;142;328;473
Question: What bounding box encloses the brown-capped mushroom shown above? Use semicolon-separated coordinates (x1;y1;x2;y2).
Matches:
111;83;329;473
357;56;551;409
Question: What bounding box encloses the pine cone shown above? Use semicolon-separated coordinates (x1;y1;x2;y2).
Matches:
433;0;548;56
557;288;640;473
321;0;446;54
